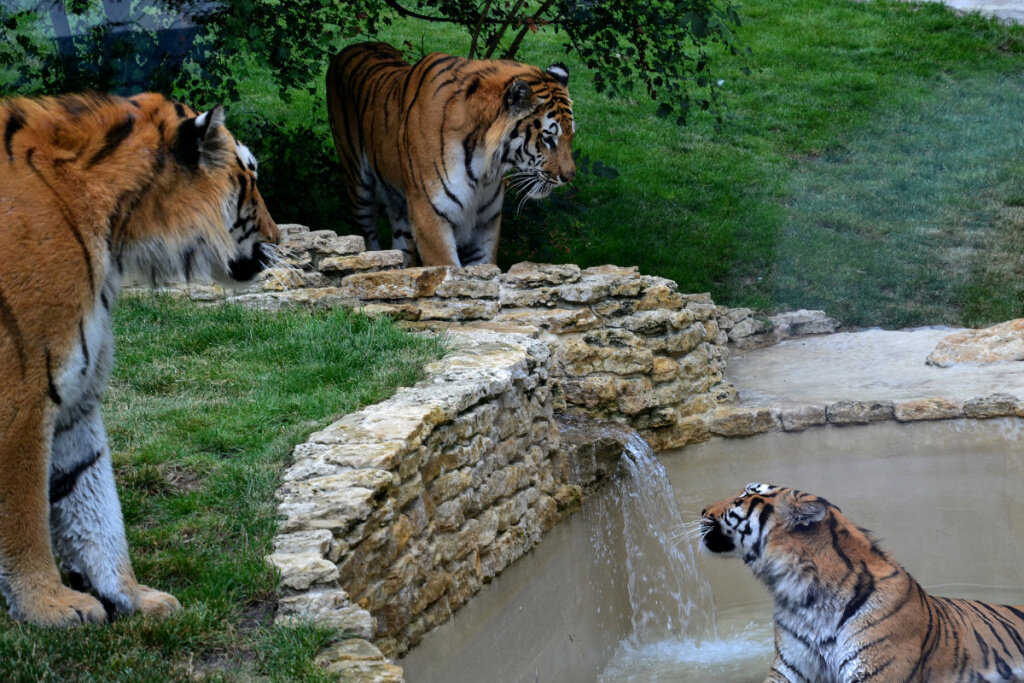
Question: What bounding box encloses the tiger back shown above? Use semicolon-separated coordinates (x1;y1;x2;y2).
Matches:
326;41;575;267
700;483;1024;682
0;92;279;626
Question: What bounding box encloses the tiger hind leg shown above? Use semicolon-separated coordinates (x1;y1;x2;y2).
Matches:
0;396;107;626
49;405;179;619
345;161;383;251
383;188;418;267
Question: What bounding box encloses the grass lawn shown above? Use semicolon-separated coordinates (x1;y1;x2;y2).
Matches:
0;295;444;681
356;0;1024;328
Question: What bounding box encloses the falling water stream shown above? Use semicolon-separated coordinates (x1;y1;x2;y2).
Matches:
592;431;774;682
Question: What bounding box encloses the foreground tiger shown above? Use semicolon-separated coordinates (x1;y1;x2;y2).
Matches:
0;92;280;626
700;483;1024;682
326;41;576;267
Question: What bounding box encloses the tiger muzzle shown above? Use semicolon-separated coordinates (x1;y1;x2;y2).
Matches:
700;517;736;554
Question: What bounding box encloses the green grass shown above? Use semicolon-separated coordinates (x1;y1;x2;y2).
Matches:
0;296;444;681
358;0;1024;328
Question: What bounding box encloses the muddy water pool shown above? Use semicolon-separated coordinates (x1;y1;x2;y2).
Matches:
402;418;1024;682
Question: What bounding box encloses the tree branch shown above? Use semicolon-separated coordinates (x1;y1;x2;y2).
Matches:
503;0;558;60
483;0;526;58
469;0;493;59
380;0;474;25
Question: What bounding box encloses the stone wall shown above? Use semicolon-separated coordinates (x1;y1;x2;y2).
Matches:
266;328;609;674
166;225;752;451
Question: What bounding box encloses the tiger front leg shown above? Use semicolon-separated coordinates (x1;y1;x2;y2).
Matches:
764;625;827;682
0;395;107;626
458;203;502;266
49;405;179;619
406;192;462;266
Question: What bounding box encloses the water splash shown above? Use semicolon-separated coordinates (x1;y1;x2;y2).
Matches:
585;428;717;645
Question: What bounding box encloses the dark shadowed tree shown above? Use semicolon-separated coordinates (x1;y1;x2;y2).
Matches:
376;0;746;125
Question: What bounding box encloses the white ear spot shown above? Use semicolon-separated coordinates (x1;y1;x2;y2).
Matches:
195;106;226;131
236;142;258;174
547;64;569;84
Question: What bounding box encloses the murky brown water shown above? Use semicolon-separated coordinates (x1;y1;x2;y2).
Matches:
402;418;1024;683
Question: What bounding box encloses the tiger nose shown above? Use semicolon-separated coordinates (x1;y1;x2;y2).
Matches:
700;507;708;517
559;168;575;183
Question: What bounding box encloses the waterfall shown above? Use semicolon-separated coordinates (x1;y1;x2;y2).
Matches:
592;429;774;682
584;428;717;646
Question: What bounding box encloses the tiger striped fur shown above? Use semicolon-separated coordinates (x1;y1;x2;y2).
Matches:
326;41;576;267
700;483;1024;682
0;92;279;626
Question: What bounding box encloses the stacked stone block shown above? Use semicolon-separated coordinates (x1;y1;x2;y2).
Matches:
268;329;572;663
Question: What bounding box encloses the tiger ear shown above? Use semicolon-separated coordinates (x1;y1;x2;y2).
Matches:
172;105;229;169
778;493;827;529
547;63;569;86
504;79;533;115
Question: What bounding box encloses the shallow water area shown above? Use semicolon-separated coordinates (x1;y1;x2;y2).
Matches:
598;602;773;683
598;584;1024;682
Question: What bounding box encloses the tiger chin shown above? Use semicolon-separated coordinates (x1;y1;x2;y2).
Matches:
327;41;576;267
700;483;1024;683
0;92;280;626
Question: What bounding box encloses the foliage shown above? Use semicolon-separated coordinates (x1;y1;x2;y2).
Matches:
380;0;746;125
0;0;385;104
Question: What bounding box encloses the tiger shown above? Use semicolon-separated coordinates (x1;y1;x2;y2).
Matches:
0;92;280;626
326;41;576;267
699;483;1024;682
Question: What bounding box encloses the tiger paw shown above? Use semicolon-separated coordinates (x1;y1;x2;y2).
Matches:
11;585;107;627
135;584;180;617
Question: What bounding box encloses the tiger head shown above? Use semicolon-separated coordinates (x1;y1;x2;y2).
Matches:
700;483;853;576
114;93;280;284
499;63;576;198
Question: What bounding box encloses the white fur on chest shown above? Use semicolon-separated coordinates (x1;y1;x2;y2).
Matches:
429;145;506;240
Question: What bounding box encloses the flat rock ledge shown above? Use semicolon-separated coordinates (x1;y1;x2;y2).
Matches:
926;319;1024;367
711;393;1024;437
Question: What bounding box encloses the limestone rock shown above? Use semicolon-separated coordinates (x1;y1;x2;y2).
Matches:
826;401;894;424
418;299;500;321
926;320;1024;367
266;551;340;590
964;393;1018;419
229;287;357;312
769;309;840;337
276;470;394;533
320;250;405;276
434;278;500;299
777;403;827;431
494;308;602;334
710;406;778;436
555;338;654;376
341;267;450;299
893;398;963;422
502;262;581;286
273;529;333;556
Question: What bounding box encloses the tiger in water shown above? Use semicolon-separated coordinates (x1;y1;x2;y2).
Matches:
700;483;1024;682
